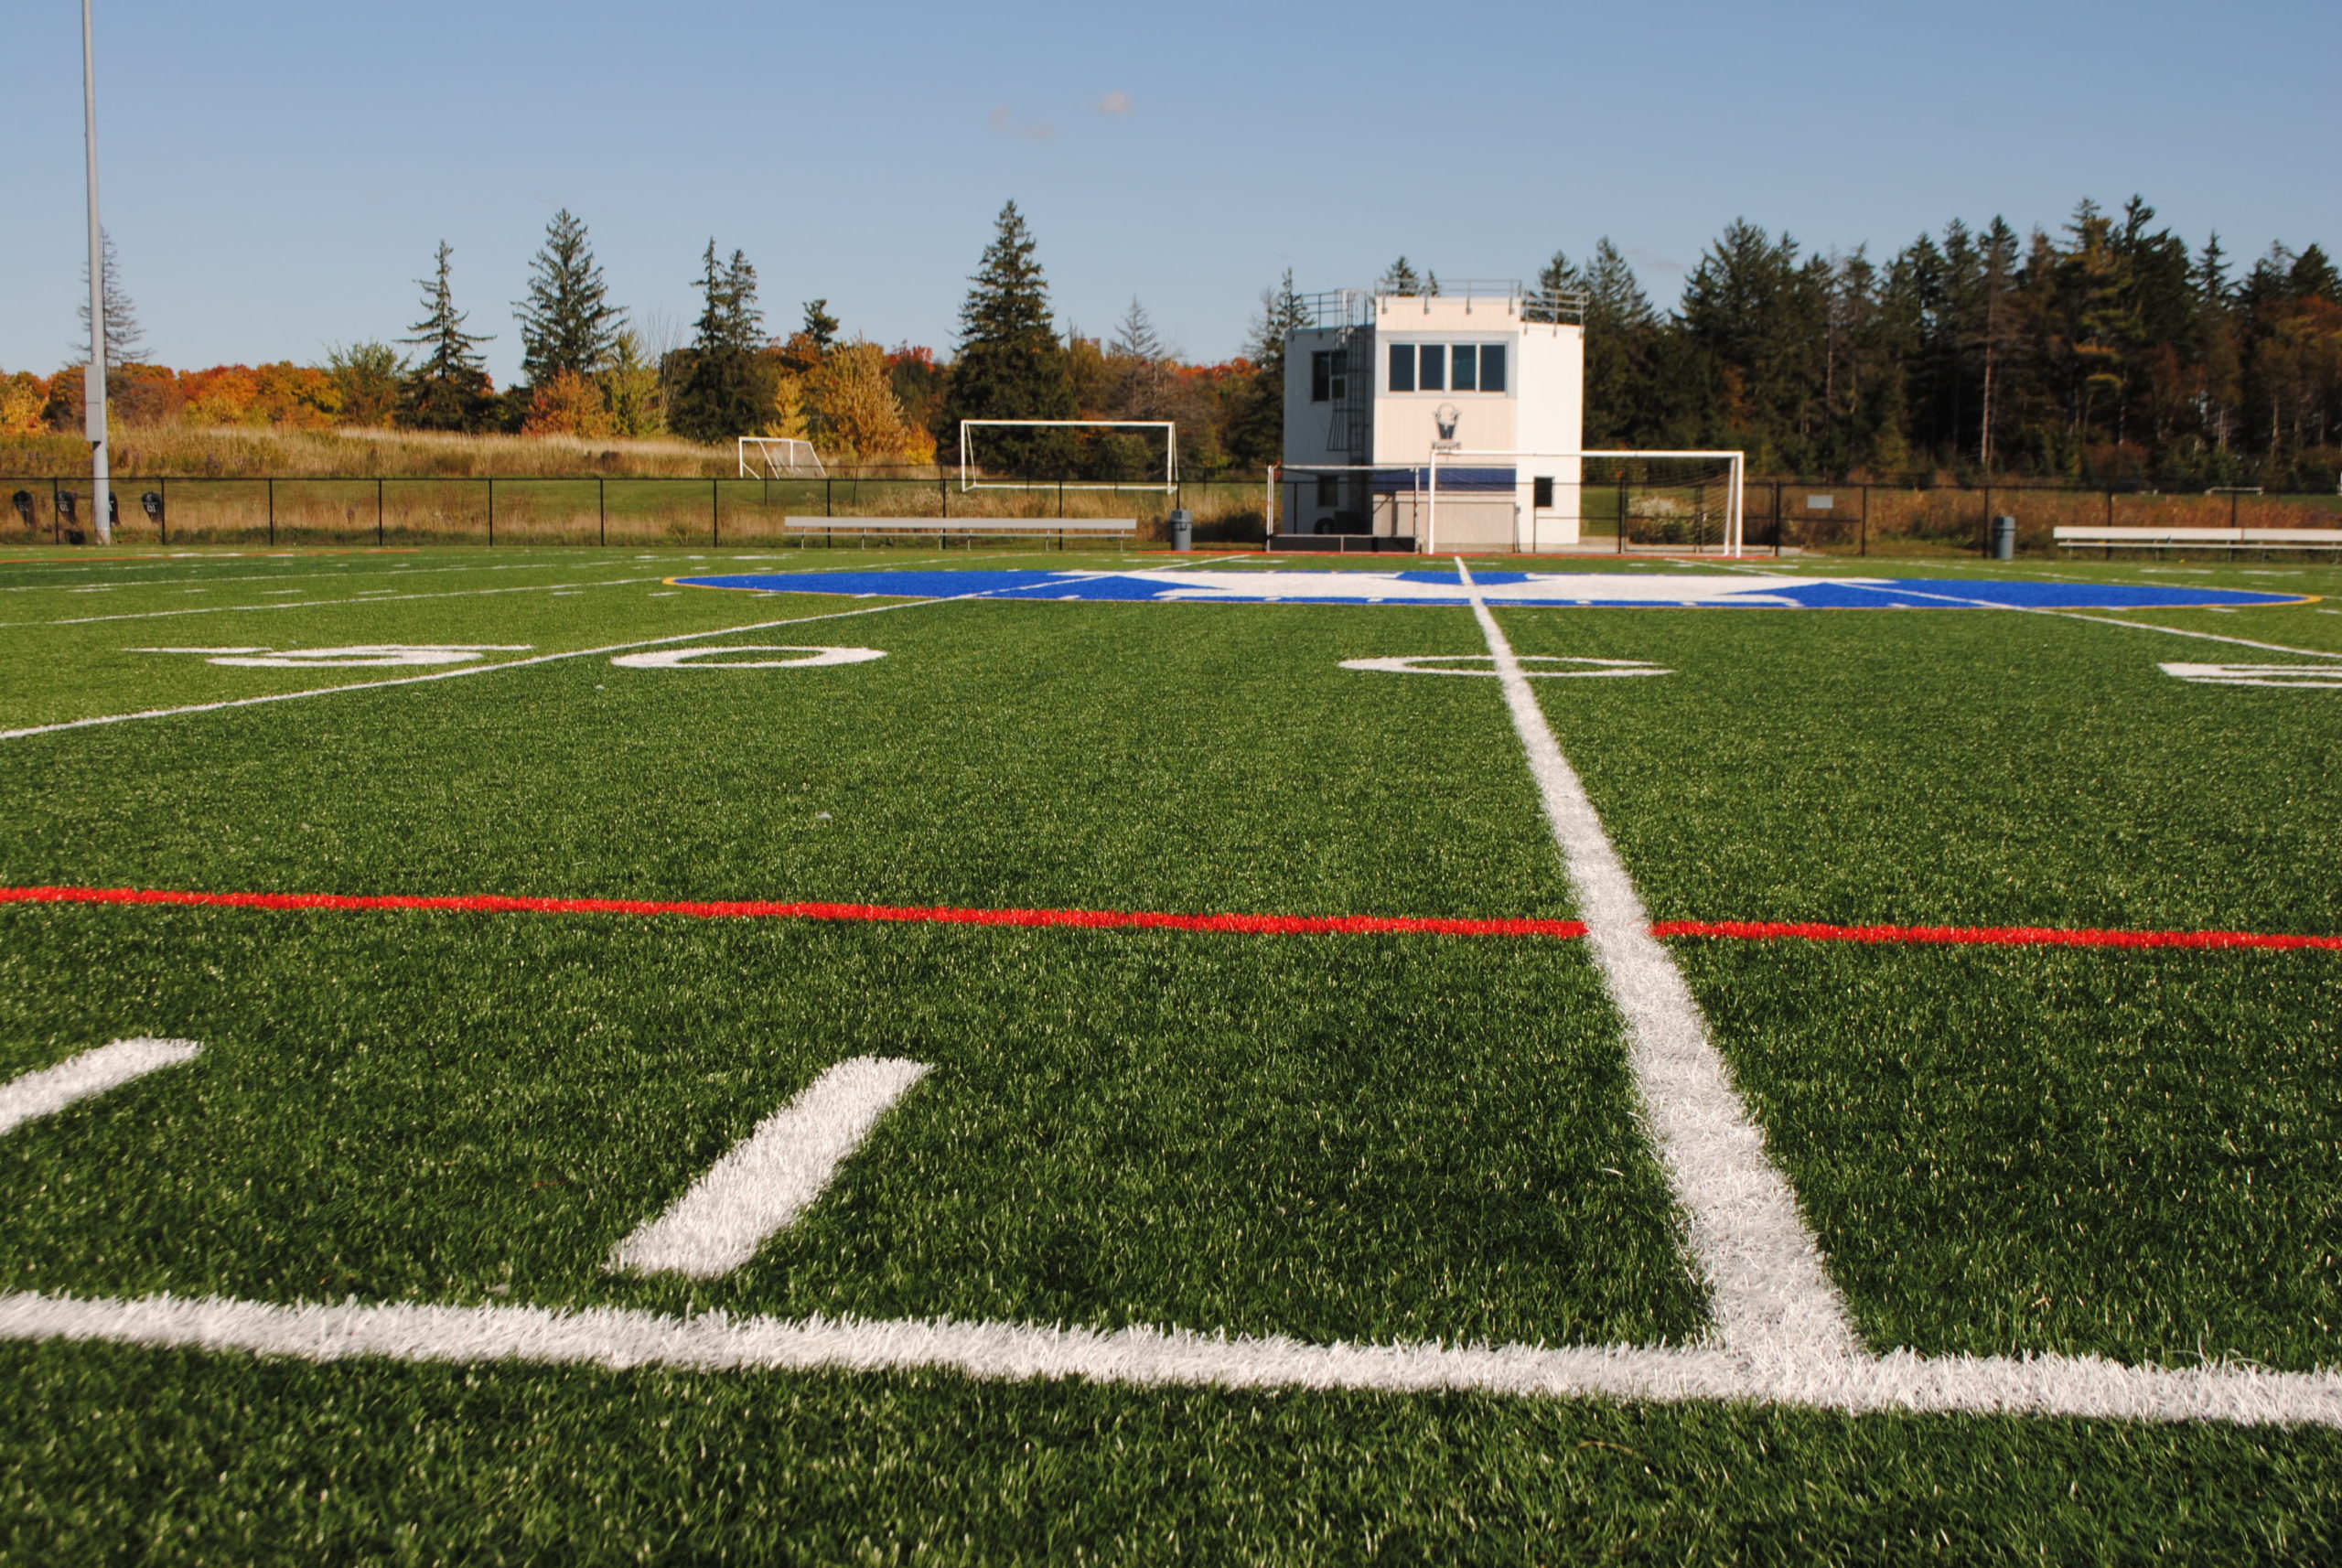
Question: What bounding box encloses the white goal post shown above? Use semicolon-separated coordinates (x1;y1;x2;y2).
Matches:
737;437;826;478
1427;449;1746;558
958;420;1177;492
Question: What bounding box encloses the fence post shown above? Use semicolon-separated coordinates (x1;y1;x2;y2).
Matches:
940;478;948;519
1980;483;1992;555
51;478;59;543
157;478;167;545
711;478;720;545
598;477;606;546
377;478;385;545
487;478;494;546
267;478;275;546
1859;484;1869;556
1774;481;1785;556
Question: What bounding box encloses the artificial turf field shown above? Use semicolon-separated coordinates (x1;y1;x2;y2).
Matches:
0;542;2338;1563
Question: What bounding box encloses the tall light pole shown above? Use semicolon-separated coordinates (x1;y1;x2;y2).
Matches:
81;0;111;545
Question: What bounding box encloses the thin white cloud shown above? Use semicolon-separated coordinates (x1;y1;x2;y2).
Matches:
1096;90;1133;114
987;105;1059;143
1625;244;1685;273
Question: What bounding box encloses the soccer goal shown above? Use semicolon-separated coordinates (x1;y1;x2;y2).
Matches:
737;437;826;478
958;420;1177;492
1426;449;1746;556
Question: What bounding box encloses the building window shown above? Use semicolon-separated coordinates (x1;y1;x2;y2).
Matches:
1311;349;1348;403
1533;475;1554;509
1381;343;1508;393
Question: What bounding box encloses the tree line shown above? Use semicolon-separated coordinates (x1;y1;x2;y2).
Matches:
5;198;2334;488
1548;199;2339;489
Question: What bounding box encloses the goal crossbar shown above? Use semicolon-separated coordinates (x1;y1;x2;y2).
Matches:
958;420;1177;492
1427;448;1746;558
736;437;826;478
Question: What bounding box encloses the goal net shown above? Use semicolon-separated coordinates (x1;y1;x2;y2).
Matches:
737;437;826;478
959;420;1176;491
1426;449;1746;556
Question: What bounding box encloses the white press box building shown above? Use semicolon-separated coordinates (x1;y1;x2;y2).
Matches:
1278;281;1585;552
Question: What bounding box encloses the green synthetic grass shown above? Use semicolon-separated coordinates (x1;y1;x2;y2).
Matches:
1687;942;2342;1371
2;545;2338;1562
0;908;1697;1348
1495;602;2342;1370
7;1344;2339;1566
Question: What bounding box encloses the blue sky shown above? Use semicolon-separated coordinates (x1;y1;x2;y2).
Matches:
8;0;2337;385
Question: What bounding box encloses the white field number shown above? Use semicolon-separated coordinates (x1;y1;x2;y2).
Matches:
1341;654;1671;679
131;645;532;668
608;645;887;670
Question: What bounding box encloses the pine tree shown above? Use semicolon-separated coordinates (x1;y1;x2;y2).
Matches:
399;242;496;431
515;209;624;387
74;229;148;366
940;201;1075;475
1225;270;1309;468
801;299;840;353
1109;295;1168;419
669;241;774;441
1379;257;1422;296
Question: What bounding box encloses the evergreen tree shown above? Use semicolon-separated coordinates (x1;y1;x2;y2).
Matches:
1379;257;1422;295
74;229;148;366
1225;270;1309;468
939;201;1075;475
800;299;841;353
514;209;624;387
399;242;496;432
1109;295;1169;419
669;241;773;441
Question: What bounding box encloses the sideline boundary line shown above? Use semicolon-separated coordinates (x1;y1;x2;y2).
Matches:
1822;577;2342;659
1;1289;2333;1427
0;590;999;743
2;886;2336;951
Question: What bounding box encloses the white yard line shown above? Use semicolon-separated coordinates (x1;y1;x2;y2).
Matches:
13;575;673;628
1454;558;1859;1364
0;1289;2332;1427
0;1038;202;1137
609;1058;930;1278
1810;577;2342;660
0;591;1001;743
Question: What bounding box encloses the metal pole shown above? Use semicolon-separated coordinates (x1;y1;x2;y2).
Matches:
81;0;111;543
1859;483;1869;556
266;478;274;545
598;477;606;546
711;478;719;545
377;477;384;545
487;477;494;546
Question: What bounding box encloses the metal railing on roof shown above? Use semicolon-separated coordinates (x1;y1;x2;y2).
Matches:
1290;282;1585;330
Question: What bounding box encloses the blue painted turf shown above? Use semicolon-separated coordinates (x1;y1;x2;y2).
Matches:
673;569;2305;610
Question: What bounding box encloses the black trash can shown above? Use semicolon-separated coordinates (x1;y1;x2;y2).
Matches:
1168;509;1194;553
1992;514;2016;561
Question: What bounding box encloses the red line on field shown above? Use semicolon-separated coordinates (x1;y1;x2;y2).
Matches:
0;885;1587;941
0;886;2335;952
